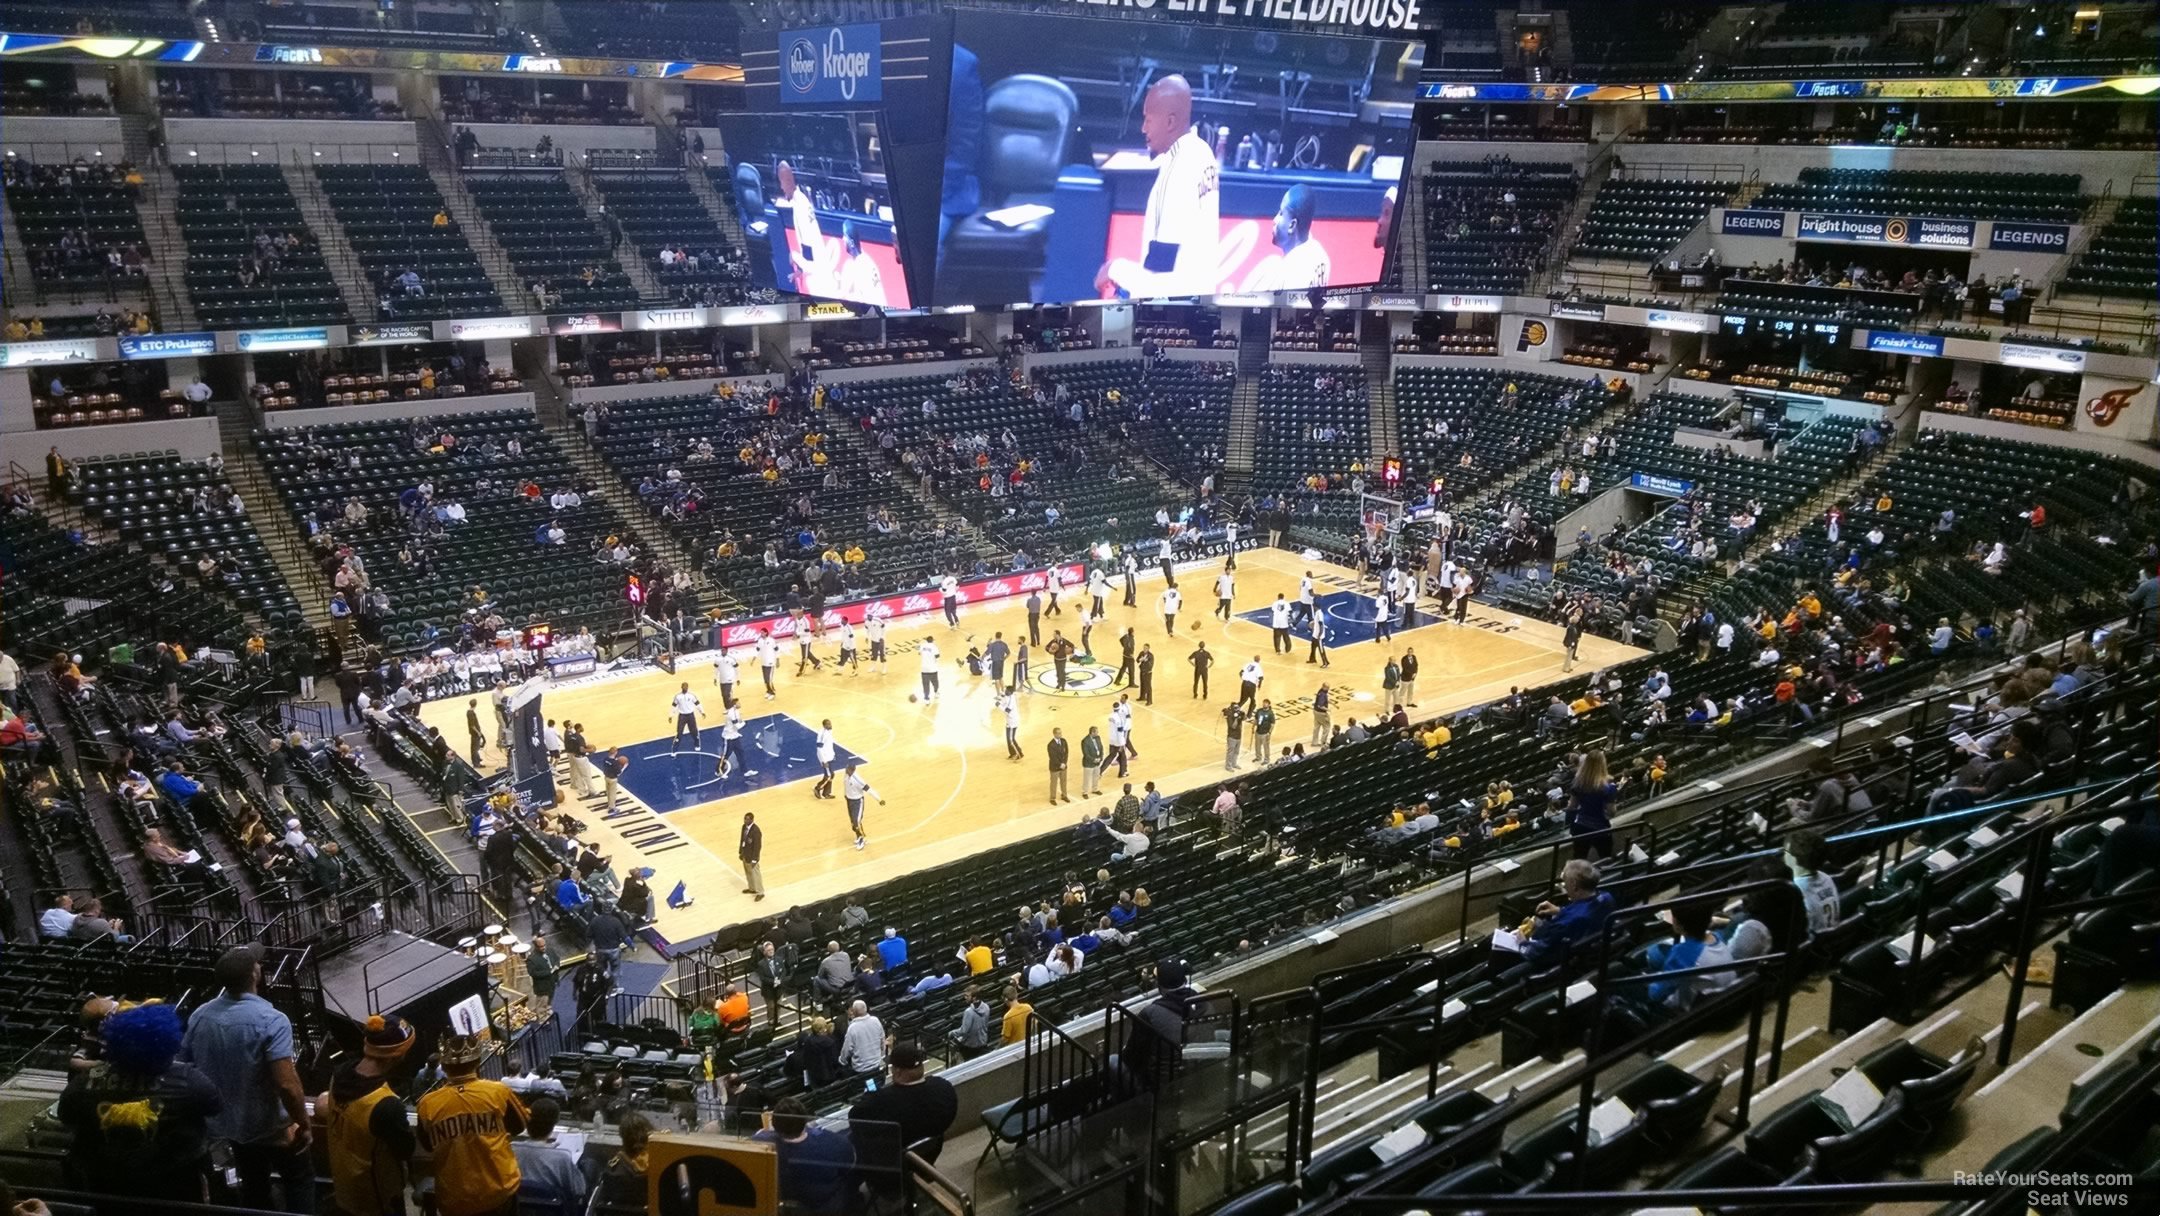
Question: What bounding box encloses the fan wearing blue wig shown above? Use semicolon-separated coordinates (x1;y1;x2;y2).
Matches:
56;1002;223;1201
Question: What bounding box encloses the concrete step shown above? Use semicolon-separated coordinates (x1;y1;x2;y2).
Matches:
285;165;378;324
565;168;666;303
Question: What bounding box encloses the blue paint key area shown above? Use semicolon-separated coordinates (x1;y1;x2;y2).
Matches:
1234;589;1436;648
614;712;865;813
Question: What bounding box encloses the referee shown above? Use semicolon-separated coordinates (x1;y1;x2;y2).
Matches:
669;683;704;750
842;763;883;850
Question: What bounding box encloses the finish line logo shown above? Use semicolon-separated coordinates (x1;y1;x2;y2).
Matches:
781;23;881;103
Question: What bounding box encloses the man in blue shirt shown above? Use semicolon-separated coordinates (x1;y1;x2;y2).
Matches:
554;870;588;913
877;927;909;972
158;759;207;810
753;1097;855;1213
1520;860;1616;968
179;944;314;1212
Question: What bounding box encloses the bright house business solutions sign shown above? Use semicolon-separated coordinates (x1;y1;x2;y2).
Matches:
781;23;881;104
1797;213;1975;249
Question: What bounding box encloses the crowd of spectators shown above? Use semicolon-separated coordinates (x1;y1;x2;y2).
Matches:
1726;258;2036;324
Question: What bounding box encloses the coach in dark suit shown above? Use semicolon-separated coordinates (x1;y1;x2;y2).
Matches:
740;812;765;901
1047;728;1071;804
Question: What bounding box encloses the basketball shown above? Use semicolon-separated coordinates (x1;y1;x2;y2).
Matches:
907;693;918;703
1189;619;1200;632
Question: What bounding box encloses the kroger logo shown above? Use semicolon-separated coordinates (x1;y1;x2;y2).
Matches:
785;27;874;100
784;37;820;92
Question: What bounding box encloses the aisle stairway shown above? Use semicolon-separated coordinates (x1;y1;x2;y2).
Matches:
216;400;334;637
1363;329;1399;460
415;117;533;309
117;113;200;330
1224;311;1271;495
531;373;732;612
285;164;383;326
564;168;667;303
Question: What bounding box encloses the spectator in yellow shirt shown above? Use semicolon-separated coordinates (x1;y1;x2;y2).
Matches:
1000;988;1032;1044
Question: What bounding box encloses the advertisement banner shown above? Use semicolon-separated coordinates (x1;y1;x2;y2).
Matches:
631;307;710;331
1865;330;1944;358
1365;294;1424;311
1999;342;2086;373
1645;309;1712;333
1720;209;1788;237
713;563;1086;650
1987;221;2072;253
780;22;882;105
118;331;216;360
235;326;331;352
1796;213;1975;249
1549;302;1606;322
1435;293;1502;313
1630;472;1695;497
716;305;788;327
548;313;624;336
0;338;101;367
349;323;436;346
443;316;536;340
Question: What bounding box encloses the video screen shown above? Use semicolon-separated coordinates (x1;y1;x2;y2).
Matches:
712;111;913;309
932;12;1418;307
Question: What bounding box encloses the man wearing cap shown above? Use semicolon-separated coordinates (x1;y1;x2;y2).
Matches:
179;943;315;1212
1114;959;1202;1093
416;1033;529;1216
846;1041;959;1192
847;1038;960;1166
320;1014;419;1216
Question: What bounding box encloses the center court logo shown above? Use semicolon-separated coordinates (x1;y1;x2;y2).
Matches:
1033;662;1119;697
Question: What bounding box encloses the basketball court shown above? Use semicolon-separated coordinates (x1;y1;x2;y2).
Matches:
414;547;1643;948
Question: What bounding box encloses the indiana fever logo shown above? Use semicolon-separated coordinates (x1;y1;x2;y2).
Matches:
2085;386;2138;427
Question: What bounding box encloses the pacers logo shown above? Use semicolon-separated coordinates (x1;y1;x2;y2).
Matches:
1516;319;1548;352
1033;662;1120;697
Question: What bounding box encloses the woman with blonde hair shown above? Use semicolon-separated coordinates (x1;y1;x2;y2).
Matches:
1567;749;1623;860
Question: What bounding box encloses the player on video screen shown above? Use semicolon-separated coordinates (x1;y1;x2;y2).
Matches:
1095;75;1219;300
835;221;887;306
1248;184;1331;292
775;160;830;295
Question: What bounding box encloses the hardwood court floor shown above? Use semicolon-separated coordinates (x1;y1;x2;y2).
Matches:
416;547;1642;946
